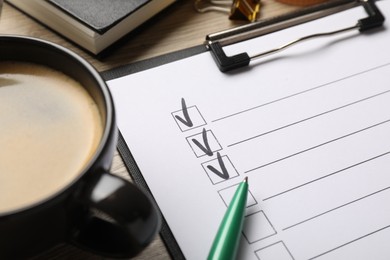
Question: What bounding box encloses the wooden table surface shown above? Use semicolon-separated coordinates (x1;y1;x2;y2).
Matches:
0;1;301;259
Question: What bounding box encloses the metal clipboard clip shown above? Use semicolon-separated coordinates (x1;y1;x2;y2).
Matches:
207;0;385;72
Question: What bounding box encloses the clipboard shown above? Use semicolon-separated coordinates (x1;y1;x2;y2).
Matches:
102;1;387;259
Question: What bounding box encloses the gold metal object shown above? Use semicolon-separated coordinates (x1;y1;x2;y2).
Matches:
194;0;261;22
230;0;261;22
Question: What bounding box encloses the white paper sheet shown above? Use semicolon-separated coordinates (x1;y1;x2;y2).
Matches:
108;1;390;259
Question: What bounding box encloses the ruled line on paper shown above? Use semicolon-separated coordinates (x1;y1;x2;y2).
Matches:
244;118;390;174
262;150;390;201
282;185;390;231
228;89;390;148
308;224;390;260
211;62;390;124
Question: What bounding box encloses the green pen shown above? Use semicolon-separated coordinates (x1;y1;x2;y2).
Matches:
208;177;249;260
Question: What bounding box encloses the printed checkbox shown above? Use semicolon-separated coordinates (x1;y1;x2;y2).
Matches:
255;241;294;260
243;211;276;243
172;105;206;132
218;183;257;209
187;129;222;158
202;154;238;184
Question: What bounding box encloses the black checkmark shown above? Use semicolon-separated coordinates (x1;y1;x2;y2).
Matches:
175;98;193;127
207;152;229;180
192;128;213;156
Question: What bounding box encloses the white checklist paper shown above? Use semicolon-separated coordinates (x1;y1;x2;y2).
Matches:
108;1;390;259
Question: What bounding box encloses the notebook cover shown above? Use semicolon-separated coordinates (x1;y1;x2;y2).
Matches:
48;0;150;34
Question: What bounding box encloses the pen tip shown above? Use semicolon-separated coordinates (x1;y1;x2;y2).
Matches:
244;176;248;183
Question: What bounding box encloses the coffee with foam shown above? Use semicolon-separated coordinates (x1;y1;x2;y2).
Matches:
0;62;103;213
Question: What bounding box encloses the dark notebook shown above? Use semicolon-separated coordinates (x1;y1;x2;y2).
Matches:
49;0;150;34
6;0;177;54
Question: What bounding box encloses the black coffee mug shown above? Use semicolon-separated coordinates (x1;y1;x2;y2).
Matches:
0;36;161;258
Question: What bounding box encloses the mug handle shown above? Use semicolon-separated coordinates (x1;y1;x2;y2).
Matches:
69;172;161;258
